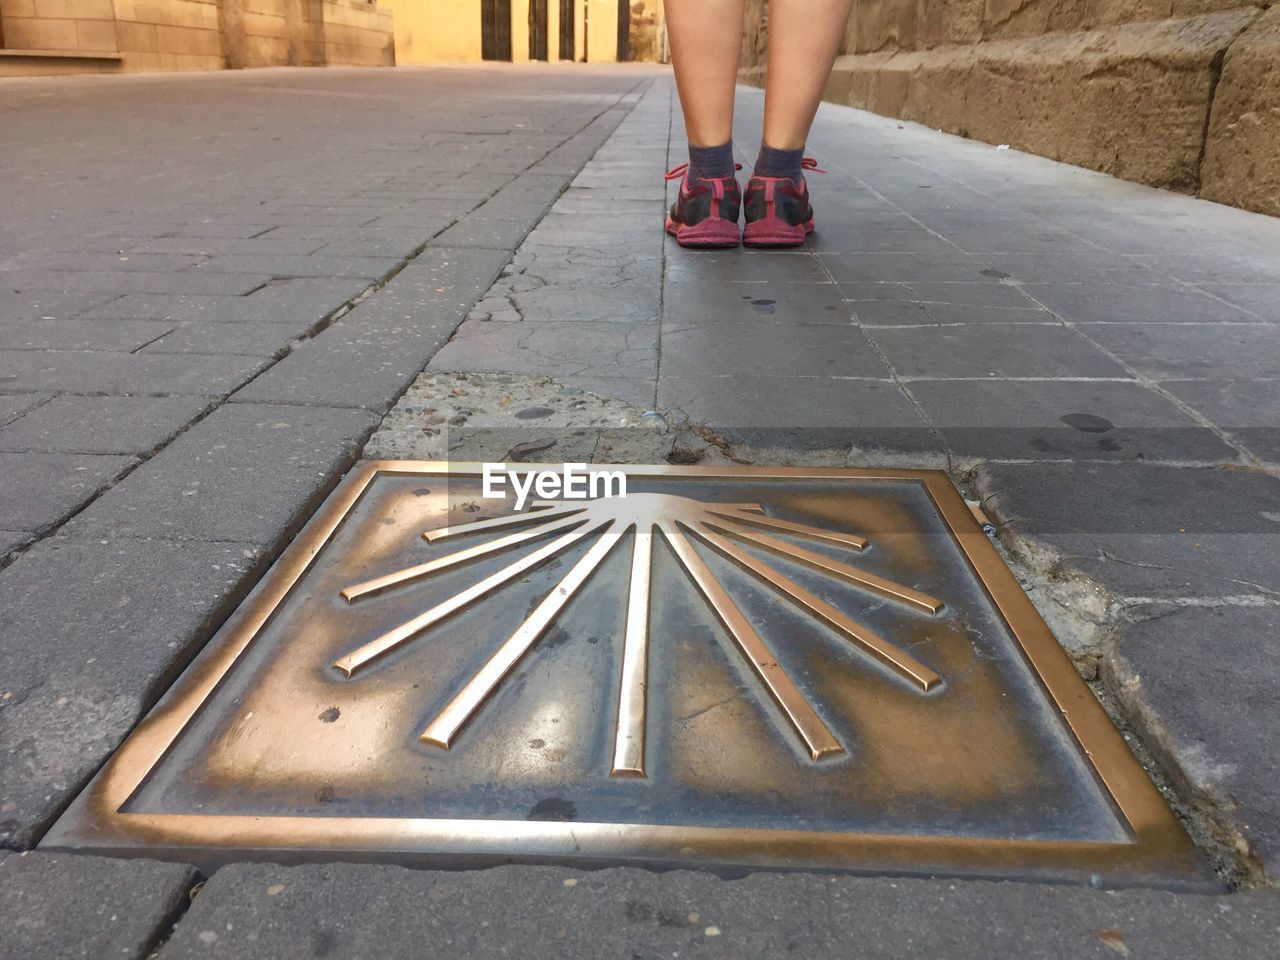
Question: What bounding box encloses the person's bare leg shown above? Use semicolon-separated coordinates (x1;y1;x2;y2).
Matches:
742;0;852;246
761;0;854;150
663;0;747;247
664;0;745;148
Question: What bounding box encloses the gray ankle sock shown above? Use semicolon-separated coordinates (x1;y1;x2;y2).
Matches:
754;143;805;183
687;141;735;180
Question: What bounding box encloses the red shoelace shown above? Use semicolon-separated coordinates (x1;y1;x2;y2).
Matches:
663;158;823;180
663;161;744;181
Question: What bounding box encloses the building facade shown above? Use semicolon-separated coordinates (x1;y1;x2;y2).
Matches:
381;0;660;65
0;0;395;75
0;0;661;75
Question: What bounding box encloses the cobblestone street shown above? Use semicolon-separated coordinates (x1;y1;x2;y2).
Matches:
2;64;1279;958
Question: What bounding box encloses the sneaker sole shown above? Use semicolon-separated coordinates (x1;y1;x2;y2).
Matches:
666;216;740;249
743;217;815;249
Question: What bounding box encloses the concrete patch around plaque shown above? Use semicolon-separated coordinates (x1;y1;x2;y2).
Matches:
46;462;1212;888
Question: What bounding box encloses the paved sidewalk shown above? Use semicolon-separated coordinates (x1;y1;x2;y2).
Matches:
2;65;1279;959
427;79;1280;884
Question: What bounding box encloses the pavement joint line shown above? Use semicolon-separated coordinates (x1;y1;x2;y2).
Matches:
128;327;183;355
1085;659;1263;889
810;232;955;474
417;86;651;363
875;160;1141;262
954;455;1256;468
956;474;1271;889
1015;286;1279;478
0;455;142;571
652;80;676;410
0;393;55;428
1108;595;1280;607
132;870;204;960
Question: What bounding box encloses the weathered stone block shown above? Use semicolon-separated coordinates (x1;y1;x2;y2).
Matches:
747;1;1277;213
960;13;1252;191
848;0;919;54
0;853;195;960
805;13;1257;192
915;0;985;48
1200;7;1280;216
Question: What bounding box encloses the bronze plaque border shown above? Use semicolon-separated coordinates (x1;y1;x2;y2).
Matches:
46;461;1212;888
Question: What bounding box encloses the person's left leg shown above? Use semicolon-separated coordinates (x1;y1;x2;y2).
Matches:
744;0;854;247
663;0;747;248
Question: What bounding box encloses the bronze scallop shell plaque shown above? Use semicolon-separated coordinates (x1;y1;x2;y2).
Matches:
47;462;1210;887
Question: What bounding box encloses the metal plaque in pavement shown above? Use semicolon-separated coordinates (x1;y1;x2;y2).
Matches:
47;462;1211;887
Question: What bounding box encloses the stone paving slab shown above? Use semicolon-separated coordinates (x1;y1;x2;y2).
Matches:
188;253;401;279
866;325;1130;379
659;376;941;463
852;299;1050;325
0;393;48;426
1;269;274;298
0;290;118;322
0;252;207;274
905;380;1238;464
977;462;1280;600
0;319;176;352
1162;379;1280;465
0;852;195;960
1019;282;1265;325
431;217;535;250
0;350;270;397
665;279;853;325
159;863;1280;960
226;324;441;413
138;322;299;358
0;451;133;535
0;537;264;848
1081;323;1280;380
0;395;211;456
668;249;832;284
1107;604;1280;877
432;319;661;380
0;531;33;558
1196;283;1280;322
661;322;891;378
61;403;378;543
76;278;371;326
228;250;520;411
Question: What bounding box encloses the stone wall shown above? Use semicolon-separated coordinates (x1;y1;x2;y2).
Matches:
220;0;392;68
116;0;223;71
739;0;1278;216
627;0;664;62
1201;6;1280;214
316;0;394;65
234;0;297;67
0;0;392;73
0;0;121;54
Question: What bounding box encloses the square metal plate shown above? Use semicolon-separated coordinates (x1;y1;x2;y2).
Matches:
47;462;1210;886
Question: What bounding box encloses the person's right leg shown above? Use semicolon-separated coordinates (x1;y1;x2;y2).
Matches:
663;0;746;248
744;0;854;247
666;0;743;150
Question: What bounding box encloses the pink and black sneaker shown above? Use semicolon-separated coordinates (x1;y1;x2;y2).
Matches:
664;163;742;249
743;157;824;248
